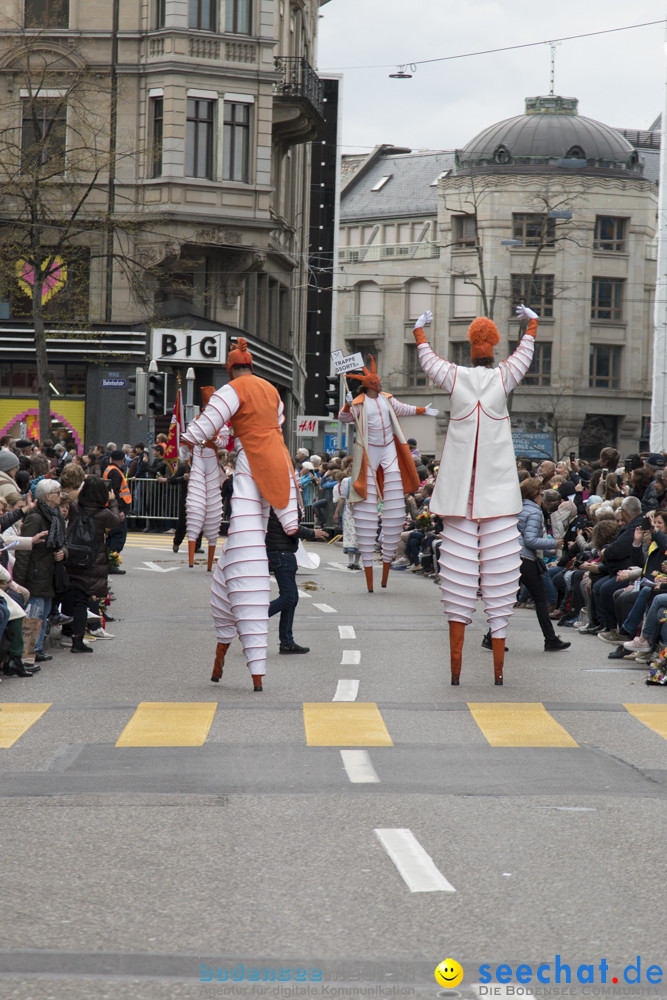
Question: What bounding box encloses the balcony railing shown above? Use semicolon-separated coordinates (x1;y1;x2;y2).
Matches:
344;315;384;336
273;56;324;118
339;242;440;264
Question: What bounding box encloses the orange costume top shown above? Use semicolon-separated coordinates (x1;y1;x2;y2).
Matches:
183;373;293;510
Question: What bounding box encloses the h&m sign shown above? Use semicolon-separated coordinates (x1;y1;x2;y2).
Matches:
150;328;227;365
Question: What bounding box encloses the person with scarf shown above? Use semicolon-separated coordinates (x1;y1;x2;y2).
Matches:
13;479;68;663
338;355;439;592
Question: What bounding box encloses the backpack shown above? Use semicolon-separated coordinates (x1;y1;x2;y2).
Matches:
66;510;98;569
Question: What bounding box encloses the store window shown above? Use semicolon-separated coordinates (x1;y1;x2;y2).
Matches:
0;363;85;397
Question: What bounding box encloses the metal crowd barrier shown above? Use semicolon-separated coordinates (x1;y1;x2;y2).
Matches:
127;477;180;525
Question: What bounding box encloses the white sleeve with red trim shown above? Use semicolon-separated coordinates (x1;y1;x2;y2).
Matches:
499;334;535;396
338;406;356;424
388;397;422;417
417;342;456;394
183;384;240;445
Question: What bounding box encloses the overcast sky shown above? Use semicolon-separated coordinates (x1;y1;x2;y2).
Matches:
317;0;667;154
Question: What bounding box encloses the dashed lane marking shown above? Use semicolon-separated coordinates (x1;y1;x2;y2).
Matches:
468;702;579;748
303;703;393;746
374;828;456;892
624;704;667;740
313;603;337;614
340;650;361;665
340;749;380;783
115;702;217;747
0;703;51;748
332;680;360;702
338;626;356;639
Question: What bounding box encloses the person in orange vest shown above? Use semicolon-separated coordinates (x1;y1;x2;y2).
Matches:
102;450;132;574
338;356;439;592
182;338;298;691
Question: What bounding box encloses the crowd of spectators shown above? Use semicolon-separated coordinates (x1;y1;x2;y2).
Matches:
0;436;128;680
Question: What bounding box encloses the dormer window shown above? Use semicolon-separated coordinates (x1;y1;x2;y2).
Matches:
566;145;585;159
494;146;512;165
370;175;392;192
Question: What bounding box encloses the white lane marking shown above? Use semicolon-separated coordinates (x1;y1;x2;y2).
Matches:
297;588;313;598
340;749;379;783
138;562;179;573
340;649;361;665
327;561;350;573
374;828;456;893
333;679;360;702
338;626;356;639
313;603;337;613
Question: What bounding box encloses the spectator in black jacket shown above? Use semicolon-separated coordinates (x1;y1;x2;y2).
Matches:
266;509;327;654
591;496;643;638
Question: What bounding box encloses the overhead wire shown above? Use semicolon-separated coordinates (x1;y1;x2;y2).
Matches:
319;18;667;72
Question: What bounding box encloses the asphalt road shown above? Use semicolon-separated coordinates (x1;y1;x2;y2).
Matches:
0;531;666;1000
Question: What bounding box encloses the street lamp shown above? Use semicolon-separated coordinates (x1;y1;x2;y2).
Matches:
185;366;196;424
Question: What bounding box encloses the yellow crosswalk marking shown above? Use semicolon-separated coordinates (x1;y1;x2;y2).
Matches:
0;703;51;748
116;702;217;747
624;704;667;740
303;702;393;747
468;702;579;748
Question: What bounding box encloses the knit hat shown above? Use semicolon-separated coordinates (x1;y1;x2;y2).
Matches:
467;316;500;360
0;450;19;473
226;337;253;375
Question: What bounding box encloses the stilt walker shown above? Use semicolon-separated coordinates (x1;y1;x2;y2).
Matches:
338;357;439;592
182;339;298;691
413;305;538;685
185;387;226;571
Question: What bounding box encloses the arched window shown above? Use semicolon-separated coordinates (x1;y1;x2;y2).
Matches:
357;281;381;315
566;145;585;159
407;278;431;320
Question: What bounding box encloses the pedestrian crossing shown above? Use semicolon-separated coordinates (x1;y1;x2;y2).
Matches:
1;701;666;749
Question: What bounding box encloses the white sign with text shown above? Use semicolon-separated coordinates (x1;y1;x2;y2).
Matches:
151;328;227;365
331;350;365;374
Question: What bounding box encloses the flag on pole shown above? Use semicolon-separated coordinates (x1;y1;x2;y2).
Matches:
164;388;184;473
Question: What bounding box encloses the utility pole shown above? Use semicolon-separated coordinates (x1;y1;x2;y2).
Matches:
651;18;667;450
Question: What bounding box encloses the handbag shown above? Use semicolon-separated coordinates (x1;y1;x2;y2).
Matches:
535;557;547;576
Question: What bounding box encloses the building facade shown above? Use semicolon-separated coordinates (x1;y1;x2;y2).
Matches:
336;98;658;461
0;0;330;448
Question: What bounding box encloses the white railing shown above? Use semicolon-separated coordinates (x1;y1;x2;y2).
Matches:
339;242;440;264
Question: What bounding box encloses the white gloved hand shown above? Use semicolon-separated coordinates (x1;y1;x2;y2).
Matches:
415;310;433;330
515;303;538;321
345;391;354;405
424;403;439;416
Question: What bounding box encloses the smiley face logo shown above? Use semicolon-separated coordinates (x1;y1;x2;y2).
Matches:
434;959;464;988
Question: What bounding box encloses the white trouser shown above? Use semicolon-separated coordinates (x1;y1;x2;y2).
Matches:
438;502;520;639
210;448;298;675
352;442;404;567
186;445;222;546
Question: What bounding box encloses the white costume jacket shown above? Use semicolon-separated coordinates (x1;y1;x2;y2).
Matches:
418;334;535;519
340;392;422;503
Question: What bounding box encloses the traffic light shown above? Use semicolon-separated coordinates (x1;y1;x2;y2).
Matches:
324;375;339;417
127;367;147;416
148;373;166;415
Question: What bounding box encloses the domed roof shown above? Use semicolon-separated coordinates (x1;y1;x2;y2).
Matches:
457;96;641;175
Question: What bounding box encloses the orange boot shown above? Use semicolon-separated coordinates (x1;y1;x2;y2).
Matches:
381;561;391;588
188;540;196;568
207;544;216;572
252;674;263;692
491;637;505;686
449;621;465;685
211;641;230;682
364;566;374;593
